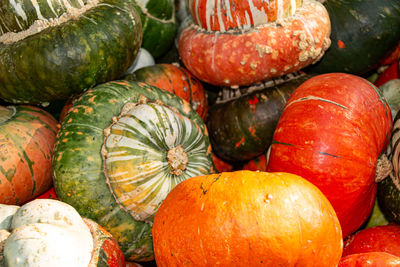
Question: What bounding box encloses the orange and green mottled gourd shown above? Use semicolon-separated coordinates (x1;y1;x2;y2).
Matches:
125;63;208;120
52;80;214;261
153;171;343;266
0;105;58;205
267;73;393;238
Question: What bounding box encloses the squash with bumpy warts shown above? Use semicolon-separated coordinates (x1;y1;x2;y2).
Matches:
0;199;125;266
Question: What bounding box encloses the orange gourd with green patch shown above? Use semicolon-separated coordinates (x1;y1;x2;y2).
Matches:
0;105;58;205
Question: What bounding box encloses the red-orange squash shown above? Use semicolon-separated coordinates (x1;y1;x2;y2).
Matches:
0;105;58;205
179;0;331;86
153;171;343;266
343;224;400;258
339;252;400;267
267;73;393;238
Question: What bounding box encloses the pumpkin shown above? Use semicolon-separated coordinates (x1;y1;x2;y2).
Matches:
131;0;177;58
178;0;330;86
153;171;343;266
207;75;310;162
267;73;393;238
0;105;58;205
242;151;269;172
33;187;58;201
0;0;142;104
52;80;214;261
124;63;208;120
377;111;400;224
186;0;302;31
306;0;400;75
211;153;234;173
0;199;125;266
374;61;400;87
339;252;400;267
343;224;400;258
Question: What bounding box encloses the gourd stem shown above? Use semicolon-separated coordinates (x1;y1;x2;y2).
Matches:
375;153;393;183
167;145;188;176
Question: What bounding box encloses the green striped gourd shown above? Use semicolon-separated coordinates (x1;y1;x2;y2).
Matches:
52;80;214;261
0;0;142;104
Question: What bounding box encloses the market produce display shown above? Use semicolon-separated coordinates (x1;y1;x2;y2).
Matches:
0;0;400;265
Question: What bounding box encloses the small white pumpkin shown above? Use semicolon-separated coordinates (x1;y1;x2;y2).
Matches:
0;199;93;267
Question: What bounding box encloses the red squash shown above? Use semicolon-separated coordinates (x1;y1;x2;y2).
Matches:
267;73;393;238
343;224;400;258
33;187;58;201
339;252;400;267
374;61;400;87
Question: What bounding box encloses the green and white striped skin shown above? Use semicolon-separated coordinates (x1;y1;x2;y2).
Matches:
52;80;214;261
132;0;177;58
0;0;142;104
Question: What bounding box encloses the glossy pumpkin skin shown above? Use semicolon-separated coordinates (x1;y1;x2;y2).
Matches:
52;80;214;261
178;0;330;86
339;252;400;267
343;224;400;258
207;75;310;162
0;105;58;205
0;0;142;104
132;0;177;58
306;0;400;75
187;0;302;31
267;73;393;238
125;63;208;120
153;171;343;266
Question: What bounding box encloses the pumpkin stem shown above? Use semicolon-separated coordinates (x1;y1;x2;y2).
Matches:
375;153;393;183
167;145;188;176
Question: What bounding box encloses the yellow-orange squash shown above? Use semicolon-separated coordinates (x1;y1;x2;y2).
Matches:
153;171;343;266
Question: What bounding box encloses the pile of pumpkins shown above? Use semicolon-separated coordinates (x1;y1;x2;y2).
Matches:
0;0;400;266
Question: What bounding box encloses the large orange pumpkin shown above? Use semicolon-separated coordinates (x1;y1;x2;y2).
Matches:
0;105;58;204
153;171;343;266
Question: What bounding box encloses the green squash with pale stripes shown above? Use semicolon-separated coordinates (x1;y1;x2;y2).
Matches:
52;80;214;261
0;0;142;104
131;0;177;58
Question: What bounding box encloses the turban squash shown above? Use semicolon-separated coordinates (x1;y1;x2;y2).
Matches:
178;0;331;86
0;0;142;104
0;105;58;205
52;80;214;261
267;73;393;238
0;199;125;266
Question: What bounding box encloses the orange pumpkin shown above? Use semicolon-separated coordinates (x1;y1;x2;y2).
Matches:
0;105;58;204
153;171;343;266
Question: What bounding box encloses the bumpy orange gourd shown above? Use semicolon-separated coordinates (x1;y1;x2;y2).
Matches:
153;171;343;266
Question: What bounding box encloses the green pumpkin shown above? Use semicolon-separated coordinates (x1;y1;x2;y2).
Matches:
52;80;214;261
306;0;400;75
207;75;311;162
0;0;142;104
